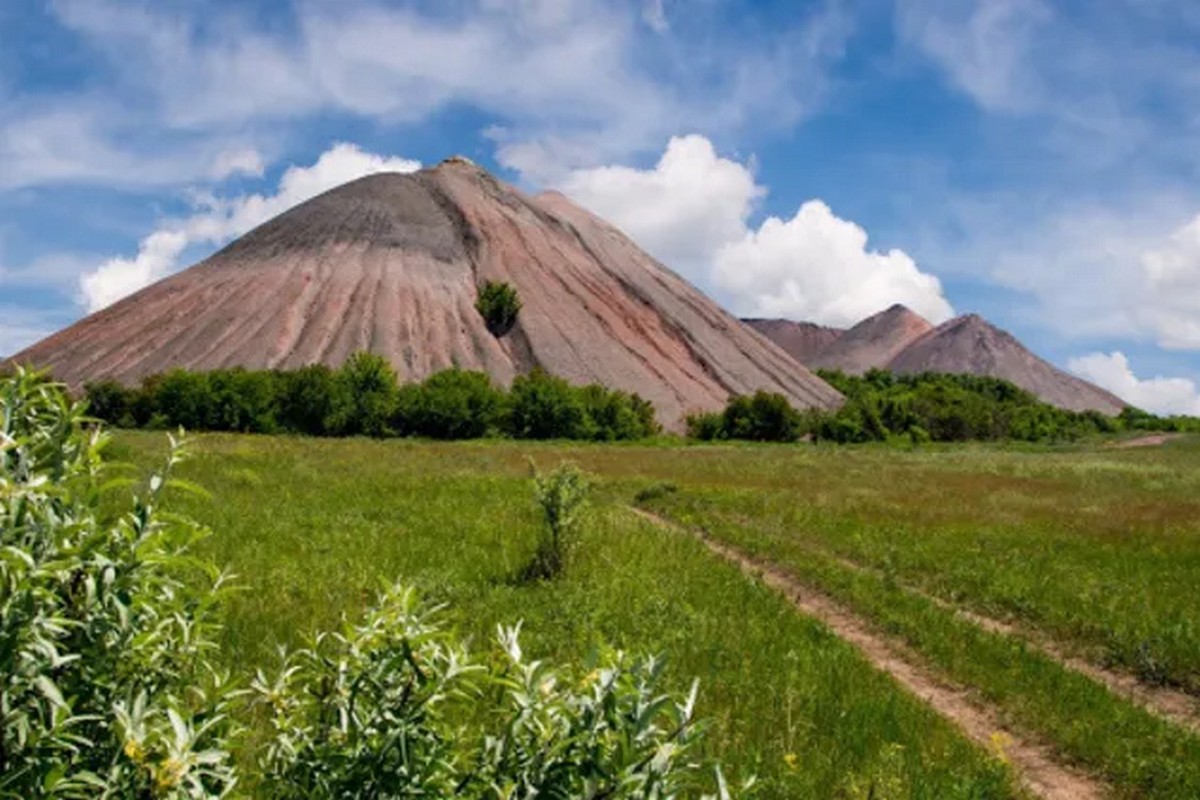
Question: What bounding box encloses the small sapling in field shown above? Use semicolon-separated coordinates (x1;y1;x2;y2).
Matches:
524;460;590;580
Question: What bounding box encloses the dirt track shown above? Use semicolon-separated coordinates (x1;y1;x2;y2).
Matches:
1108;433;1184;449
803;534;1200;733
629;506;1108;800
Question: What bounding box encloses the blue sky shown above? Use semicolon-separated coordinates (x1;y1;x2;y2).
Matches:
3;0;1200;413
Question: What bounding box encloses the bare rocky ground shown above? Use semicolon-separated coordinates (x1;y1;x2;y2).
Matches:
8;158;841;430
808;303;932;375
742;318;843;364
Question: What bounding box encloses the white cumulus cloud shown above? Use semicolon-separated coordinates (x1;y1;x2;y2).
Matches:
558;135;953;327
714;201;955;327
79;143;420;312
79;230;189;313
559;135;763;275
1068;351;1200;416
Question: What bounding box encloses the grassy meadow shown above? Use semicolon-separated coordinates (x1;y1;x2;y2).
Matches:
110;431;1200;798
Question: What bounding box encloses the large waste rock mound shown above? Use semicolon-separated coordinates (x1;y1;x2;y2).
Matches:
887;314;1126;414
808;304;934;375
742;318;843;364
9;158;842;429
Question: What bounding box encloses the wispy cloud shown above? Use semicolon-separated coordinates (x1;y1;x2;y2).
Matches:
0;305;72;357
8;0;853;190
0;104;262;190
896;0;1200;169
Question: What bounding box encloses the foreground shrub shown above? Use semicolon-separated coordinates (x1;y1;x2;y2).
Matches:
1;368;237;798
475;280;523;335
9;371;736;796
252;585;475;797
254;584;729;799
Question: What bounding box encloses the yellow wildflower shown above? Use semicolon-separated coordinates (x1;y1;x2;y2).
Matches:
989;731;1014;764
154;758;185;793
122;739;144;764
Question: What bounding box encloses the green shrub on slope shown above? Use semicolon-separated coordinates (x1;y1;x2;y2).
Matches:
475;280;522;336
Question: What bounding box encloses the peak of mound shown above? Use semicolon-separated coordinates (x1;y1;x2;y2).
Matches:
806;304;934;374
9;161;841;429
213;170;473;263
888;315;1126;414
742;318;843;364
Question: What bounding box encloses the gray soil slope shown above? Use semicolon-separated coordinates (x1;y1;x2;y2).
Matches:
8;158;841;429
807;304;934;374
742;318;843;364
888;315;1126;414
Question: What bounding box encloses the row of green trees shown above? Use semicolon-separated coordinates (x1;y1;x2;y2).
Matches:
84;353;660;441
69;360;1200;446
688;369;1199;444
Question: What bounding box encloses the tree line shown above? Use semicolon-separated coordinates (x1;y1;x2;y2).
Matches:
78;359;1200;445
84;352;660;441
688;368;1200;444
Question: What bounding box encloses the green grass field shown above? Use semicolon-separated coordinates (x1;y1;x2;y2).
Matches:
112;431;1200;798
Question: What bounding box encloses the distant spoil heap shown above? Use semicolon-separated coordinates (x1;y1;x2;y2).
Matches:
748;305;1126;415
807;304;933;375
888;314;1125;415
